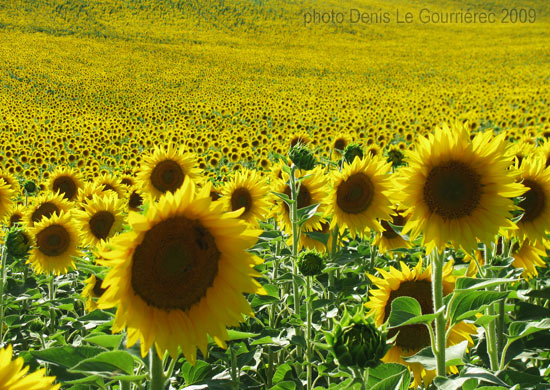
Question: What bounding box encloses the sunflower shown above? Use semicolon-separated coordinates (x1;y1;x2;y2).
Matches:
365;260;476;388
97;177;266;362
75;194;125;247
82;274;106;312
373;209;411;254
95;173;124;198
221;170;271;226
48;167;83;201
0;344;60;390
332;133;351;157
273;166;329;234
24;192;72;228
396;122;525;254
136;144;200;199
0;171;19;193
511;239;547;278
28;211;81;275
0;179;15;221
3;203;24;227
329;156;393;238
76;181;104;207
513;156;550;242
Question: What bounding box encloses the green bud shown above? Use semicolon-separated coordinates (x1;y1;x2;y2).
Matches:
28;318;45;332
289;143;316;171
386;148;405;168
23;180;37;194
326;309;389;369
298;251;324;276
6;228;31;259
343;144;363;164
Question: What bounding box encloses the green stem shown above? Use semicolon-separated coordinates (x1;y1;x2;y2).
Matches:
230;344;239;390
289;165;301;318
352;367;365;390
120;380;131;390
164;355;176;387
306;276;312;390
0;244;6;340
431;248;446;377
496;290;506;359
48;275;56;332
486;304;499;370
149;349;164;390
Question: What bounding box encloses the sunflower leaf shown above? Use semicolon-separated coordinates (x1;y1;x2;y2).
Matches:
403;340;468;371
507;318;550;342
296;202;320;226
271;191;294;205
454;277;516;291
68;350;135;377
387;296;443;328
448;290;509;325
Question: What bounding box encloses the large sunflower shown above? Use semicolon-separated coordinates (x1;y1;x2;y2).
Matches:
136;144;200;199
75;194;125;247
513;156;550;243
0;344;60;390
365;260;476;388
28;211;81;275
396;122;525;254
221;170;271;226
273;166;329;234
329;156;393;238
97;177;266;362
48;167;83;201
24;192;72;228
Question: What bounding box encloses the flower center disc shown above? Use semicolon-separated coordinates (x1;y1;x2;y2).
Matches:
150;160;185;194
36;225;71;256
53;176;78;200
519;179;545;222
89;211;115;240
231;187;253;215
131;216;220;311
32;202;60;224
128;191;143;210
93;276;106;297
423;161;482;220
381;220;399;239
384;280;433;351
334;138;347;150
336;173;374;214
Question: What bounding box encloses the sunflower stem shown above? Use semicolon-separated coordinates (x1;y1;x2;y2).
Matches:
486;303;500;370
48;275;56;332
306;275;313;390
230;344;239;390
0;244;6;341
120;380;131;390
431;248;446;377
149;349;164;390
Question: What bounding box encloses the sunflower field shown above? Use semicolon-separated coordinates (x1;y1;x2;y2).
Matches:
1;0;550;389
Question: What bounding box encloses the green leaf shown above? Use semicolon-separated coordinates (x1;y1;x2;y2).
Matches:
507;318;550;342
448;290;509;325
272;191;294;205
367;363;411;390
272;363;292;384
388;296;443;327
433;376;477;390
84;334;123;349
297;203;320;225
304;230;329;246
404;341;468;371
69;351;135;376
181;360;212;385
271;381;296;390
227;329;259;341
454;277;515;291
31;346;106;368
